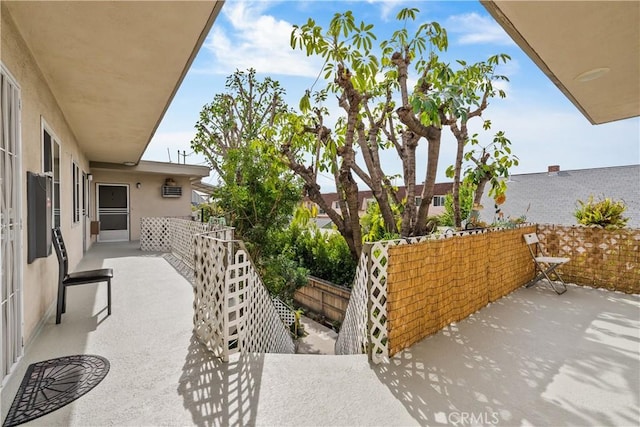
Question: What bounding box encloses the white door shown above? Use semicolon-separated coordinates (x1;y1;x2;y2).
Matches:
97;184;129;242
1;65;23;384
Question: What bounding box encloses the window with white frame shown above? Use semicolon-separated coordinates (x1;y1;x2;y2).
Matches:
42;122;60;227
433;195;446;207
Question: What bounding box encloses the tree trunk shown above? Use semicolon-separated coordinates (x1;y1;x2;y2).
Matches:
280;141;361;261
474;177;490;207
452;143;464;228
450;122;467;229
415;127;442;235
339;168;363;259
400;131;418;236
357;126;398;236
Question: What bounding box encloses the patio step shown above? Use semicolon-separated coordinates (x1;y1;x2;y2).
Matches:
226;352;415;425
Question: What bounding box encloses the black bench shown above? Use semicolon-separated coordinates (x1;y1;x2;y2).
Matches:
52;227;113;324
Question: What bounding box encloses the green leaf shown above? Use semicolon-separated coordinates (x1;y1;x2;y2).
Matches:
445;165;454;178
299;91;311;113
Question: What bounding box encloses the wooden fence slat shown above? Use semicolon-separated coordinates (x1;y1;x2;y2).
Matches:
294;276;351;324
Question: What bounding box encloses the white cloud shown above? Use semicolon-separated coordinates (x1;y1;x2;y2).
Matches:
491;79;511;100
445;13;515;46
466;106;640;177
197;1;324;77
367;0;404;21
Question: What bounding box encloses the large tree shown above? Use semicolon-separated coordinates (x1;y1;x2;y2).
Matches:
191;69;302;259
192;69;286;179
276;8;511;259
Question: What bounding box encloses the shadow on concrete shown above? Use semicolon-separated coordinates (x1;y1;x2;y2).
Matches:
161;252;195;286
374;285;640;426
178;335;264;427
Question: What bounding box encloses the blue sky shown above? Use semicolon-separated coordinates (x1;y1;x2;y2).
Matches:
143;0;640;191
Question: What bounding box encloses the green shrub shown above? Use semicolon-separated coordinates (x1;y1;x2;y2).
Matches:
438;183;475;227
261;254;308;305
360;200;401;242
264;223;357;288
574;196;629;229
293;227;357;287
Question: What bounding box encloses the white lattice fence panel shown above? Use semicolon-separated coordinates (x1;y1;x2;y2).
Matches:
368;241;393;363
170;219;218;268
140;217;170;251
225;250;250;358
366;238;427;362
193;235;229;361
335;250;369;356
241;252;296;354
535;224;640;293
272;297;296;327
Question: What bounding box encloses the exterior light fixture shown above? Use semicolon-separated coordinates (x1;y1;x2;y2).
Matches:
136;182;141;189
575;67;610;82
123;161;136;166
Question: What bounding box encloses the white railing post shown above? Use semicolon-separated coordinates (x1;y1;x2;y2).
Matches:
335;246;370;356
193;232;294;361
367;241;390;364
193;233;229;361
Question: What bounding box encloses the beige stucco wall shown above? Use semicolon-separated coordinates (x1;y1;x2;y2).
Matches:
2;6;92;342
90;171;195;241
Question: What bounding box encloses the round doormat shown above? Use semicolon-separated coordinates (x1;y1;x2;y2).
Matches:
3;355;110;427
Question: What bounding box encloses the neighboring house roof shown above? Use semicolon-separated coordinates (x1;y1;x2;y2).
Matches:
191;180;216;197
482;1;639;124
313;217;334;229
479;165;640;228
4;1;223;164
192;191;209;206
317;183;453;211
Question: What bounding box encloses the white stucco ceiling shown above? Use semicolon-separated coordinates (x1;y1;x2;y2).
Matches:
5;1;223;164
482;1;639;125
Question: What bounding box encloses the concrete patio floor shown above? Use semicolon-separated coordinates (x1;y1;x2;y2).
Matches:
1;242;638;426
297;315;338;355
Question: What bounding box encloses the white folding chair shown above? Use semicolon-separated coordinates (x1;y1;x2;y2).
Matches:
523;233;569;294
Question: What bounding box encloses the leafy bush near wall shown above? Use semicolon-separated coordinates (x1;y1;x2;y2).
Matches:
265;224;357;289
439;183;475;227
361;201;401;242
260;254;308;305
574;196;629;229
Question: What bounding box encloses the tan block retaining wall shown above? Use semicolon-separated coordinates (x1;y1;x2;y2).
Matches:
386;226;536;356
537;224;640;294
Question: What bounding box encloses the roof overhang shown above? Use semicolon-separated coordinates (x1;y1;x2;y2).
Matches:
482;1;639;124
191;180;216;196
90;160;210;179
4;1;223;163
